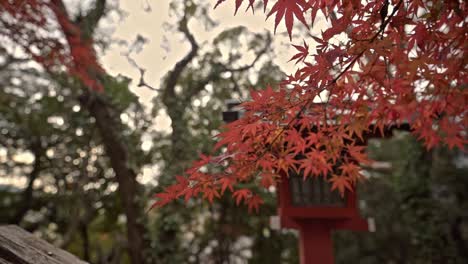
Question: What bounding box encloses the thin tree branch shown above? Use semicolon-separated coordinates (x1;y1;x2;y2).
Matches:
163;4;199;102
182;32;271;104
123;53;160;91
220;33;271;72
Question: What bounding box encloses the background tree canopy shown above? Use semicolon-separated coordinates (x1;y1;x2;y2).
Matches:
0;0;467;263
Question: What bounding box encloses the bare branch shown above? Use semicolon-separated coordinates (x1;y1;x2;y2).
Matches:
123;52;160;91
162;3;199;102
220;33;271;73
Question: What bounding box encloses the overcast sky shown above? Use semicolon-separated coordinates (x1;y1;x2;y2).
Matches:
100;0;299;103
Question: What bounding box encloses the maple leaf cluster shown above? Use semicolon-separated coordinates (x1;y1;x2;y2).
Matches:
153;0;467;211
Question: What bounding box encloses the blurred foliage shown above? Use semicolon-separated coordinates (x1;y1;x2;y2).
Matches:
334;133;468;264
1;0;467;263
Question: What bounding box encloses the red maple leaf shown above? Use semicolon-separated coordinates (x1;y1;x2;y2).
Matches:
289;40;309;64
339;162;361;183
328;175;352;196
150;192;175;209
218;176;236;194
233;189;252;205
247;195;264;213
266;0;309;40
203;188;220;204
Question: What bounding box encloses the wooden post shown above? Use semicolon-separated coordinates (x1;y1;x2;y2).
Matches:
298;221;334;264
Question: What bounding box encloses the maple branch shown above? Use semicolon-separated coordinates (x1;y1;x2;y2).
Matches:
375;0;403;41
154;0;467;209
350;0;404;43
236;0;406;168
310;0;404;139
324;0;404;102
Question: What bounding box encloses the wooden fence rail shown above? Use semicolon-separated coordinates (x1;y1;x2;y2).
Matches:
0;225;88;264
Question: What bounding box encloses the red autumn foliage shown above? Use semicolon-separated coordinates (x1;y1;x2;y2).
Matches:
1;1;465;212
1;0;104;91
153;0;467;211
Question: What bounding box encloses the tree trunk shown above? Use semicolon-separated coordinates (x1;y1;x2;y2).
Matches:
9;141;43;224
80;222;90;262
84;94;152;264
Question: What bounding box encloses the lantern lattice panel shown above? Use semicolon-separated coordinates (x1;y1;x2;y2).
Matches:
289;172;346;207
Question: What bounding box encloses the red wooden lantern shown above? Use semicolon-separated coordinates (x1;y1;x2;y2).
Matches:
277;171;368;264
222;100;408;264
276;123;409;264
278;172;368;229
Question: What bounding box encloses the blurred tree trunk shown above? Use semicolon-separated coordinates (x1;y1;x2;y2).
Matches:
50;1;153;263
9;139;44;224
81;92;151;264
80;221;90;262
